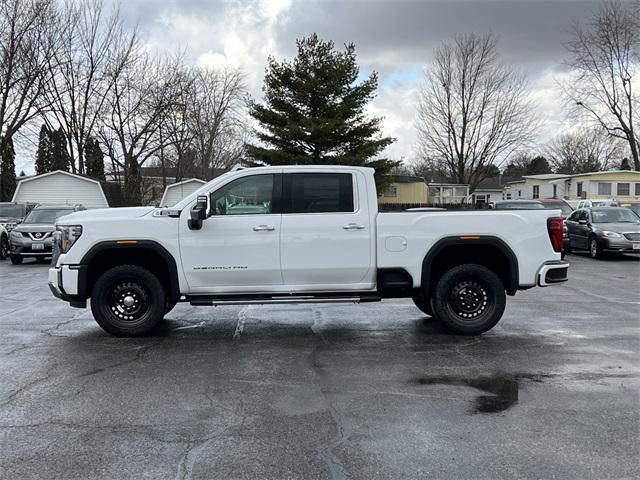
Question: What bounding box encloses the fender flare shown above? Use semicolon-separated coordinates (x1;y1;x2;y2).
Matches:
80;240;180;302
420;236;519;295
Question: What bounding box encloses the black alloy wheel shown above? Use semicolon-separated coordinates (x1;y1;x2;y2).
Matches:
431;264;506;336
91;265;166;336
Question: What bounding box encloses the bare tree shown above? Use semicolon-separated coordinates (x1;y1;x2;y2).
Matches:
43;0;137;174
0;0;56;146
98;53;187;205
546;128;623;174
562;1;640;170
189;68;246;179
416;33;539;190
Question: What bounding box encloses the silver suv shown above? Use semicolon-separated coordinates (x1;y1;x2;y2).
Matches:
9;205;85;264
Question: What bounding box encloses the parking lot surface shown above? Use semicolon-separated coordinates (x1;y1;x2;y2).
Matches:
0;254;639;479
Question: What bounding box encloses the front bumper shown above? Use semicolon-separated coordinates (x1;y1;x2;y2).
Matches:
537;261;569;287
11;236;54;256
48;265;88;308
598;236;640;253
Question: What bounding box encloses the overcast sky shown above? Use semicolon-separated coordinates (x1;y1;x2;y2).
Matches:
17;0;606;174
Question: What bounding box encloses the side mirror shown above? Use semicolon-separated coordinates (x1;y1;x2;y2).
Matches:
188;195;209;230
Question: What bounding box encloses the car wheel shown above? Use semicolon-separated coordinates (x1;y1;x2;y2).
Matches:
10;255;23;265
412;295;433;316
432;264;506;336
0;236;8;260
91;265;166;337
589;236;601;259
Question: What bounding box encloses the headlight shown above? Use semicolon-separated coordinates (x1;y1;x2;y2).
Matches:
56;225;83;253
9;230;21;241
601;231;622;238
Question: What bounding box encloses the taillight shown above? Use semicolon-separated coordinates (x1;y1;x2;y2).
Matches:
547;216;563;253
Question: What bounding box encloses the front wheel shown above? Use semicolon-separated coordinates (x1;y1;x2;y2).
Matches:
589;237;602;259
432;264;506;336
91;265;166;337
412;295;433;316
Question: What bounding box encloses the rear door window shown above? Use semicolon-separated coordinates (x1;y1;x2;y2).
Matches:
283;173;354;213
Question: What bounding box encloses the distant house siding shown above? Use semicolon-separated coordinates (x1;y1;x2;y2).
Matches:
379;181;428;205
12;172;108;208
161;180;206;207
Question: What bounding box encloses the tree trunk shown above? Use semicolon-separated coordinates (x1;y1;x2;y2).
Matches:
0;136;17;202
630;138;640;171
124;155;142;206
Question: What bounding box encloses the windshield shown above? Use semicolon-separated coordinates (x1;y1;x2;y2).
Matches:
495;202;545;210
23;208;74;224
0;204;25;218
591;209;640;223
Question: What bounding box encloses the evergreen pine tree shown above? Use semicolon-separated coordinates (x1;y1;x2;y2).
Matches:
247;34;397;190
84;137;106;180
35;124;53;174
0;137;17;201
50;128;70;172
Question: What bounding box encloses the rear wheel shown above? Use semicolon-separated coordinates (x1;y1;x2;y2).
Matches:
10;255;23;265
0;236;8;260
432;264;506;336
412;295;433;316
91;265;166;337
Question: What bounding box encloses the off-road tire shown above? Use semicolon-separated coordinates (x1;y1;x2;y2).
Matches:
432;264;506;336
412;295;433;316
91;265;166;337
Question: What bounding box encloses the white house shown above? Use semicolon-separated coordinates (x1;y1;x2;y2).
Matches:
12;170;125;208
160;178;207;207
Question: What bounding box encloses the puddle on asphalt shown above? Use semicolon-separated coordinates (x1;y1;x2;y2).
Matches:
414;373;549;414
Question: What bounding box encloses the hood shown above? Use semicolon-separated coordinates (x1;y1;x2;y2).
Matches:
13;223;56;233
593;222;640;233
56;206;157;224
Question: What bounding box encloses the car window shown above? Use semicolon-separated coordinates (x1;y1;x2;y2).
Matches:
591;209;639;223
23;209;74;224
210;174;274;215
284;173;354;213
568;211;580;222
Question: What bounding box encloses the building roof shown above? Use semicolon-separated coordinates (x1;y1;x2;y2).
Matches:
13;170;125;207
475;175;521;191
391;175;425;183
567;169;640;177
521;173;570;180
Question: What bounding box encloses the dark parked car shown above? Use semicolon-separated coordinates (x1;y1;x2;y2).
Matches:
620;201;640;219
8;205;85;264
565;207;640;258
0;202;31;232
490;200;545;209
536;198;573;216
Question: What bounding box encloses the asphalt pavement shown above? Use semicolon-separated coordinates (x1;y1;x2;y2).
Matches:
0;253;639;479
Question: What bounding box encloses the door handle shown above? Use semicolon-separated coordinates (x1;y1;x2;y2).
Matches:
253;225;275;232
342;223;365;230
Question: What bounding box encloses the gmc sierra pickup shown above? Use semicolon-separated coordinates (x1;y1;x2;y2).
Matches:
48;165;569;336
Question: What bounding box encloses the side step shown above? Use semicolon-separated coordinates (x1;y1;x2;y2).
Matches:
188;292;381;306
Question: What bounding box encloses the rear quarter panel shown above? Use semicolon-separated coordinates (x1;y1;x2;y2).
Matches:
376;210;562;288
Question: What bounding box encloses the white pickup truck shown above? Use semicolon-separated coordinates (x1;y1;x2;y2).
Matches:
48;165;568;336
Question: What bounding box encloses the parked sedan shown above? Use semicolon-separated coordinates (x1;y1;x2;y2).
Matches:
565;207;640;258
9;205;85;264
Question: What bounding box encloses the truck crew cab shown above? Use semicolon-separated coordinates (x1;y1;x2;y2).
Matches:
48;166;568;336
